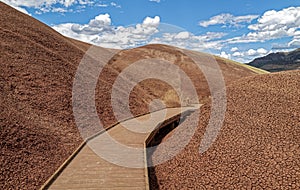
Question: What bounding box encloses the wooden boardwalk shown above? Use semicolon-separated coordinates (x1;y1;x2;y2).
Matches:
46;106;198;190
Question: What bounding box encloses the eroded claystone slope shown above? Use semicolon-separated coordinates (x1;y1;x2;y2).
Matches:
151;71;300;189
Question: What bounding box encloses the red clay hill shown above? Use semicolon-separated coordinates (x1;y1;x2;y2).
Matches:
151;70;300;189
2;2;296;189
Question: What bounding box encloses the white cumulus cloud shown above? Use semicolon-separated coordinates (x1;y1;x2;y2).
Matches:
232;48;269;58
2;0;78;8
228;7;300;44
149;31;226;51
1;0;119;14
53;14;162;49
288;38;300;48
219;51;231;59
70;13;112;35
6;4;30;15
229;48;270;63
174;31;190;39
199;13;259;27
143;16;160;27
53;13;226;51
230;47;239;52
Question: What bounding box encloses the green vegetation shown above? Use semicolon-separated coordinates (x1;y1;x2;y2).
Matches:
216;56;270;74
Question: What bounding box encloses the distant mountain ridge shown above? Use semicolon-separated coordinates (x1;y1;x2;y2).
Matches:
247;48;300;72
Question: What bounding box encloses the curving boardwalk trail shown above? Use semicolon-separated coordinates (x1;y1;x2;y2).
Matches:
46;106;199;190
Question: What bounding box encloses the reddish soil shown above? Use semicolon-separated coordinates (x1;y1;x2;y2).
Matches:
150;71;300;189
1;2;260;189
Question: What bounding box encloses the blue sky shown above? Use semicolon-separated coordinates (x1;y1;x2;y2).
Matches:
2;0;300;62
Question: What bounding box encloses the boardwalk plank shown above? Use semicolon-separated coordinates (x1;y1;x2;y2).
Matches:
47;107;198;189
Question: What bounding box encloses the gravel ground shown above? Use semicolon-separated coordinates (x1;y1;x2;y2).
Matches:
150;71;300;189
0;2;260;189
